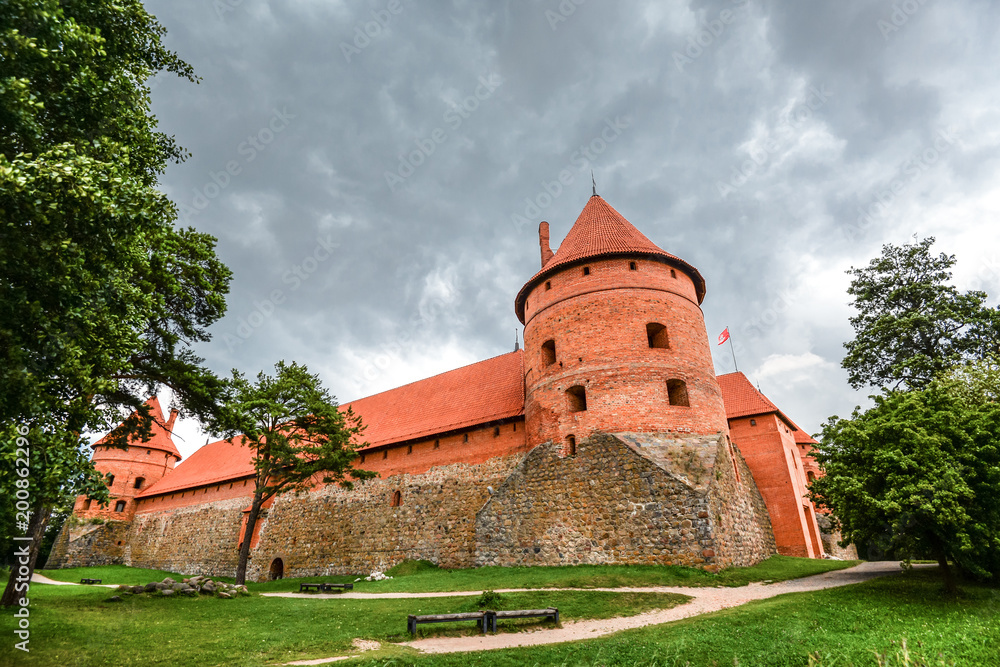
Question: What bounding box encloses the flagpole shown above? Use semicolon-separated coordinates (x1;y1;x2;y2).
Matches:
728;326;739;372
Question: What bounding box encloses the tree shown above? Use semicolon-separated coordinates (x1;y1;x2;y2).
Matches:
216;362;375;584
842;237;1000;391
0;1;231;606
810;375;1000;592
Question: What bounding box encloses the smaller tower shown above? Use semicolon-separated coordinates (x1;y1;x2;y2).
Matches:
72;397;182;521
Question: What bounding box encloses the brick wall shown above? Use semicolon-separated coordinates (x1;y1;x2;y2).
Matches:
475;432;775;571
729;414;824;557
523;257;729;449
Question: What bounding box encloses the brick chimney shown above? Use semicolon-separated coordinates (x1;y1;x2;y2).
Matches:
166;408;179;432
539;221;554;267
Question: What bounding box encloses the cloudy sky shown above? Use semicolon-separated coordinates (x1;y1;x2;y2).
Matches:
140;0;1000;458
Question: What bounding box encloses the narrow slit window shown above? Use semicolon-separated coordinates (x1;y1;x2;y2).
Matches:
382;449;388;459
433;439;440;449
667;379;690;407
629;261;637;271
566;385;587;412
493;427;500;437
646;323;669;349
566;435;577;456
463;434;469;443
670;269;677;278
541;339;556;366
583;266;590;275
545;281;551;290
390;490;402;507
407;444;413;455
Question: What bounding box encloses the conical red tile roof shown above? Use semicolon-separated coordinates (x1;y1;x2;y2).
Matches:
515;196;706;322
94;397;182;461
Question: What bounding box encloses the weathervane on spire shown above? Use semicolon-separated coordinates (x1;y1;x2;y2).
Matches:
591;170;597;197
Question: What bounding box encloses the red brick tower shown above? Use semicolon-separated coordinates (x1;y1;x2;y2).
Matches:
515;195;729;450
72;397;182;521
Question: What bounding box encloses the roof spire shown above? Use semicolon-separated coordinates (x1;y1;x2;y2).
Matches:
514;329;520;352
591;170;597;197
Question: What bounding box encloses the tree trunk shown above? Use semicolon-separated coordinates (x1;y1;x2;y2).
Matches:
1;500;53;607
936;551;958;594
234;489;264;585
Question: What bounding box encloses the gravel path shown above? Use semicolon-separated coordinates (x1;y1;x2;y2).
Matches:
282;561;914;664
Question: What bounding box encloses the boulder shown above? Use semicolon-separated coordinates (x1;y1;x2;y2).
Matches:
200;584;215;594
183;589;198;597
144;582;158;593
160;589;174;597
218;592;231;599
154;582;168;591
162;577;176;586
132;585;145;594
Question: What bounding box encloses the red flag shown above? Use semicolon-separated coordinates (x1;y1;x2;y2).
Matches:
717;328;730;345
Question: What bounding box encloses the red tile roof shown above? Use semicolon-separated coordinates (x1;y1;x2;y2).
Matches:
95;397;182;461
716;371;799;432
137;351;525;497
515;196;706;322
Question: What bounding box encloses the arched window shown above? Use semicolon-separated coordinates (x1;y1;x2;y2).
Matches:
541;339;556;366
646;323;669;349
133;477;145;490
566;435;577;456
390;490;402;507
114;500;126;512
566;385;587;412
667;379;689;407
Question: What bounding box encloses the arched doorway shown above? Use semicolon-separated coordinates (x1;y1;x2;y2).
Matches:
269;558;284;580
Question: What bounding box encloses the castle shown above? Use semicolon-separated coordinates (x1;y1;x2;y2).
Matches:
50;195;851;580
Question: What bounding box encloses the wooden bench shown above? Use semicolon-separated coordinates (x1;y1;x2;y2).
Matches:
487;607;559;633
80;578;102;585
298;582;354;593
407;611;487;636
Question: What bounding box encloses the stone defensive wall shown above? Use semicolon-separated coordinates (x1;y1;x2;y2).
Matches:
476;433;774;570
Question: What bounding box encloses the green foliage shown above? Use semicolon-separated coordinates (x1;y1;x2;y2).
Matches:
475;589;504;608
842;237;1000;391
216;361;375;582
811;380;1000;582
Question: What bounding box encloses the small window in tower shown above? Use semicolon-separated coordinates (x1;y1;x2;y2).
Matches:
750;419;757;426
407;444;413;455
463;434;469;443
545;281;551;290
146;449;151;455
434;439;440;449
807;471;817;484
566;385;587;412
646;323;669;349
566;435;577;456
106;474;115;488
541;339;556;366
667;379;690;407
629;261;637;271
513;422;517;432
82;499;92;511
671;269;677;278
390;490;402;507
134;477;145;490
383;449;388;460
360;454;366;464
114;500;126;513
583;266;590;276
494;427;500;437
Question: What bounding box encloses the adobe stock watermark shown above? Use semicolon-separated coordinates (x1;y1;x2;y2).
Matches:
717;84;833;198
349;293;457;394
222;235;339;351
509;116;631;233
340;0;408;63
673;0;750;72
878;0;932;41
12;424;32;653
842;128;957;243
544;0;587;31
383;73;504;192
178;107;296;222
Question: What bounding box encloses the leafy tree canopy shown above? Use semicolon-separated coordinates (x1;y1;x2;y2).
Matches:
216;361;375;583
842;237;1000;391
811;366;1000;589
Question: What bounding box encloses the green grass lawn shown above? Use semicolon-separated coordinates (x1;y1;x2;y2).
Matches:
37;564;234;586
248;555;859;593
0;582;687;666
350;568;999;667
